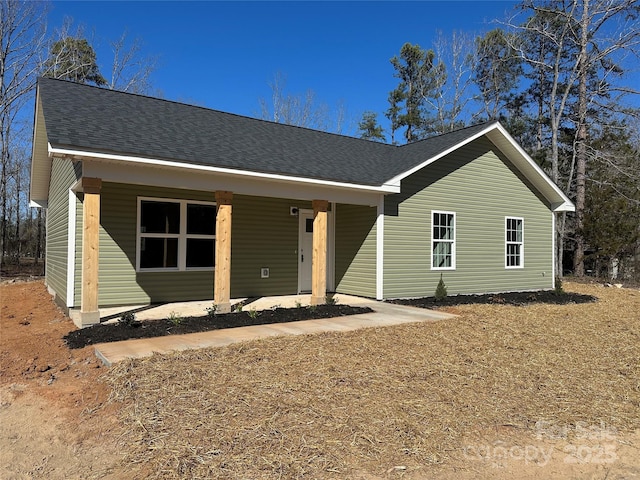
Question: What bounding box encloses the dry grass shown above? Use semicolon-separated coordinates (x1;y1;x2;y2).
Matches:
105;282;640;479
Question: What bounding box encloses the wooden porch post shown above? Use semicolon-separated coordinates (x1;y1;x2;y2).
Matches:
311;199;328;305
214;191;233;313
80;177;101;326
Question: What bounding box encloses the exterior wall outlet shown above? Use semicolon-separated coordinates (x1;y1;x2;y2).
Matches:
290;206;299;216
261;267;269;278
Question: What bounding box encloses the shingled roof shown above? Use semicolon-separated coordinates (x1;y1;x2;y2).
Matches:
36;77;496;187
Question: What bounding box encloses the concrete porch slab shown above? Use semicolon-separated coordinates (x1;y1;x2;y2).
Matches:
96;294;329;324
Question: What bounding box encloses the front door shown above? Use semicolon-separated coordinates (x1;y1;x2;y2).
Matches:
298;210;314;292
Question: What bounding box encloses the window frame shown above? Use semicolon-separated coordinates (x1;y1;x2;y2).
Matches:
431;210;456;271
136;197;217;272
505;216;524;269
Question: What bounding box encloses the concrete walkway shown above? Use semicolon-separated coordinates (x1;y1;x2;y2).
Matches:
94;295;455;366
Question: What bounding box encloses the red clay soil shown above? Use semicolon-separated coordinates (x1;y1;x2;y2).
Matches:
0;279;123;479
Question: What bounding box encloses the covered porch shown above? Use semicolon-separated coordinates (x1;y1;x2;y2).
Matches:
70;157;388;328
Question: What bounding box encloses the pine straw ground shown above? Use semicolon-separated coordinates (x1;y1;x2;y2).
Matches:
104;282;640;479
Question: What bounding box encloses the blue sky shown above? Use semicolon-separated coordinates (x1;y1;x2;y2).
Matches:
48;1;519;134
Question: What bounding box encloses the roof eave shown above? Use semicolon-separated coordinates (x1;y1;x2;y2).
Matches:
385;122;575;212
384;122;501;186
29;86;51;207
551;201;575;212
47;145;400;195
486;124;574;211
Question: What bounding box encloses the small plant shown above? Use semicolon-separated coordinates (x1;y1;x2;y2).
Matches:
234;304;243;313
326;295;338;305
247;308;259;319
119;312;137;326
308;304;317;313
271;304;282;310
168;311;183;326
205;303;218;318
555;276;565;295
294;300;302;309
434;274;448;301
489;295;505;304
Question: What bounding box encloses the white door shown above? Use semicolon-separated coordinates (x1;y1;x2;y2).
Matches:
298;211;314;292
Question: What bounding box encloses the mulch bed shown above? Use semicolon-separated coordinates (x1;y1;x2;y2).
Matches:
64;304;373;349
389;289;597;308
65;289;597;349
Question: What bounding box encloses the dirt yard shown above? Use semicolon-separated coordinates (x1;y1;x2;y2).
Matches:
0;279;123;479
1;279;639;479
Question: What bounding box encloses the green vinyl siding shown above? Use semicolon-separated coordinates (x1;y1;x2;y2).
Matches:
75;183;309;307
231;196;310;297
335;204;377;298
45;158;80;307
384;137;554;298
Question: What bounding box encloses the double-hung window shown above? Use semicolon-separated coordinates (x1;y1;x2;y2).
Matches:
137;198;216;271
431;211;456;270
505;217;524;268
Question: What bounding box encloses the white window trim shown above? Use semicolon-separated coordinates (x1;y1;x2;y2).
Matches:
431;210;456;271
505;216;524;269
66;189;77;307
136;196;216;272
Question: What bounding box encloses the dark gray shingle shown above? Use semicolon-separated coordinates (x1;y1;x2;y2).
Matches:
38;77;495;187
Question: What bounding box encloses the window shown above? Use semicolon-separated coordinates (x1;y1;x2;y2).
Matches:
506;217;524;268
432;211;455;270
137;198;216;271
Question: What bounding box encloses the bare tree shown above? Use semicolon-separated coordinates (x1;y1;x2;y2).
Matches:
472;28;524;121
506;0;640;276
45;18;158;94
507;2;580;186
259;72;347;133
0;0;48;262
423;30;477;135
43;17;106;85
107;30;158;94
571;0;640;275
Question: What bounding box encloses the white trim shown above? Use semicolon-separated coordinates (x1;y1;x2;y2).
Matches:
29;200;48;208
387;125;497;186
505;216;525;269
136;196;216;272
386;122;575;213
431;210;456;271
48;146;399;194
376;195;385;300
328;202;336;291
83;159;384;207
66;190;77;307
490;124;574;212
552;212;556;287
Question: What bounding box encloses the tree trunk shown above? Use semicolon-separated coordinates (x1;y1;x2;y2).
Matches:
1;143;8;263
15;171;20;266
573;0;590;277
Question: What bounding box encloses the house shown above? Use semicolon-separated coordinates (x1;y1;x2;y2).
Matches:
30;78;574;328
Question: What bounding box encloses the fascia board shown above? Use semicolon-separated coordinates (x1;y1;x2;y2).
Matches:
488;124;574;210
385;122;574;212
48;146;399;195
551;201;576;212
384;123;499;186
